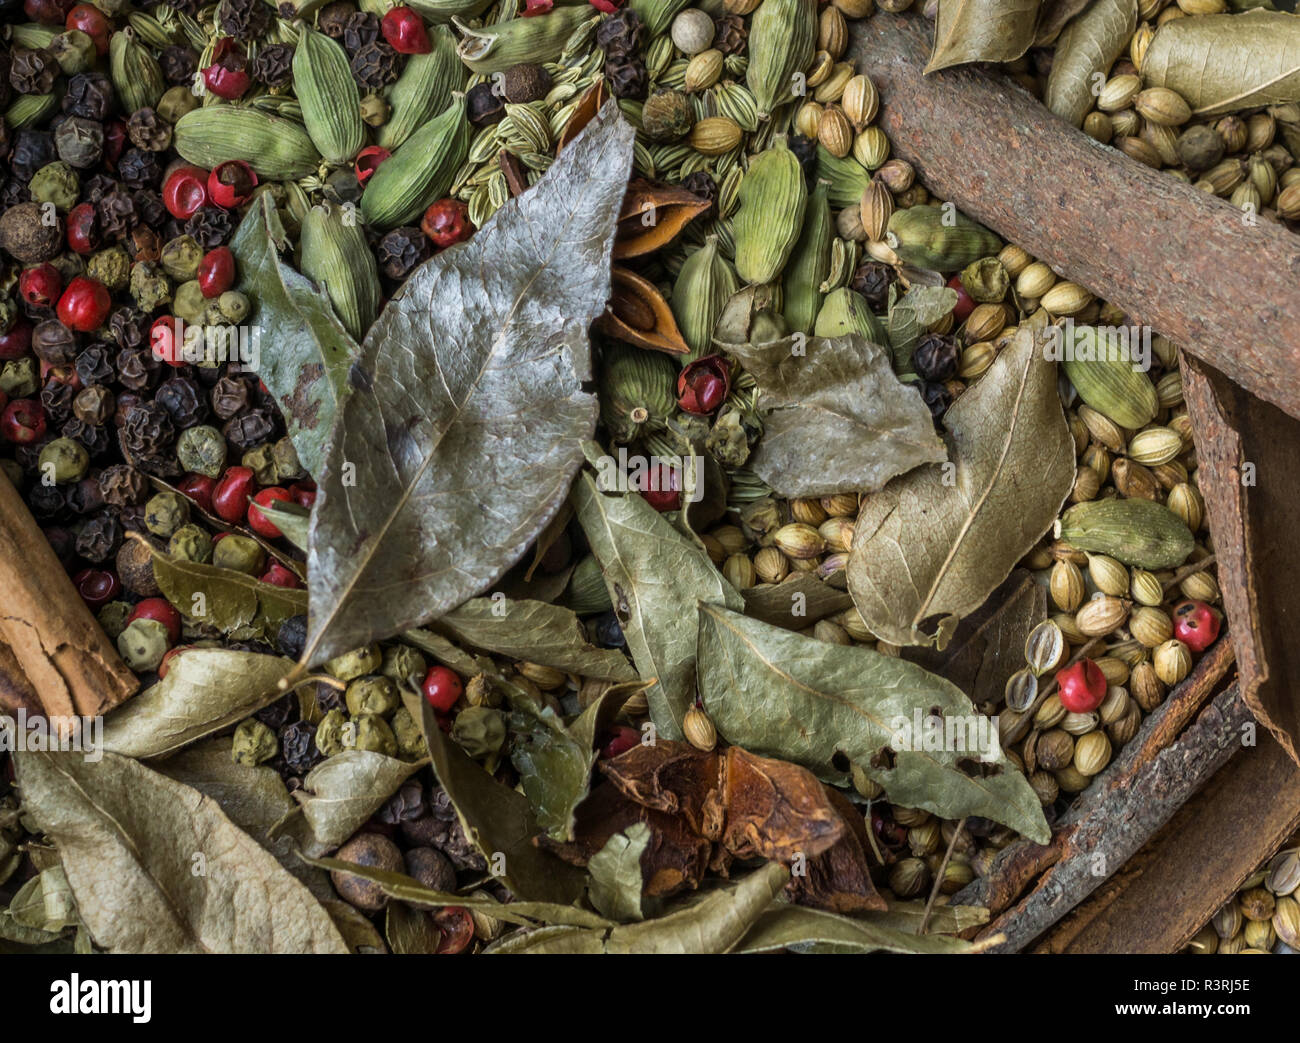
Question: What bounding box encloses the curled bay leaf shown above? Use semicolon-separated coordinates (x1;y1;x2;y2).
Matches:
614;179;710;259
728;334;945;498
14;749;348;953
101;649;294;759
1142;11;1300;116
304;103;635;665
696;602;1050;844
571;467;744;740
230;193;360;478
888;285;959;374
433;597;636;682
597;266;691;356
741;572;854;630
292;749;427;852
150;548;306;640
1043;0;1138;126
1034;0;1092;45
736;906;975;954
486;861;789;954
255;499;311;554
926;0;1041;73
846;328;1073;650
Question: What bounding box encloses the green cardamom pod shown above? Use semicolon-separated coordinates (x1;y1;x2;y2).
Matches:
405;0;494;19
378;25;466;151
886;204;1002;272
299;202;382;342
455;6;591;75
5;93;60;131
109;29;165;115
630;0;692;36
174;107;322;181
1060;328;1159;430
672;236;739;359
746;0;817;119
781;179;832;335
814;287;886;344
293;25;365;166
561;555;613;615
360;93;469;231
598;341;679;444
1055;498;1194;570
816;145;872;208
733;136;807;285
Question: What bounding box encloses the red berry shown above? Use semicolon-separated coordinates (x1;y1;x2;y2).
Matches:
633;465;681;512
1056;658;1108;714
523;0;553;12
247;486;291;538
212;466;257;523
433;906;475;954
197;246;236;298
56;276;112;333
207;160;257;209
1;399;47;444
66;3;111;54
102;119;127;169
150;316;186;367
66;201;99;254
600;725;640;759
258;562;302;588
24;0;71;25
19;264;62;309
420;198;474;249
354;145;390;186
589;0;622;13
380;6;431;54
163;165;209;220
1172;599;1220;653
158;645;187;680
129;597;182;644
289;481;317;509
421;665;464;712
946;274;975;324
72;568;120;609
202;41;251;100
0;321;33;360
0;390;6;413
676;354;731;415
177;473;216;515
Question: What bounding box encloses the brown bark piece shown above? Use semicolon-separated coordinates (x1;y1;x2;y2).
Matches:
0;472;137;729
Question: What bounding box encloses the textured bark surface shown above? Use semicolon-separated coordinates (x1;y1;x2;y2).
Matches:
1182;357;1300;765
0;472;137;727
849;13;1300;420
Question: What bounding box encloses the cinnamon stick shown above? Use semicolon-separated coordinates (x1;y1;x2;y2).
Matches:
848;14;1300;421
0;471;137;729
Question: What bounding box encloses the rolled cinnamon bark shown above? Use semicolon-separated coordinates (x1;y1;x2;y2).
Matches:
0;471;137;729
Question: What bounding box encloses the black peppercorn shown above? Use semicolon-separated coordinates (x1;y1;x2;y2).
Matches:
54;116;104;169
680;170;718;218
73;383;114;426
32;320;79;365
276;614;308;659
223;409;276;452
62;72;114;122
375;226;429;280
405;847;456;892
155;375;208;429
41;380;77;428
318;0;356;39
466;81;506;127
252;43;293;87
851;260;896;312
788;134;819;187
43;526;77;568
75;511;123;563
1;178;30;208
115;347;160;392
342;10;380;54
380;782;428;824
63;417;113;458
279;720;322;777
97;187;137;242
81;172;116;205
64;473;105;514
210;374;253;420
596;9;643;57
184;206;234;249
98;463;147;507
160;45;199;86
109;307;148;351
75;344;115;386
218;0;272;40
350;41;402;89
605;55;648;100
27;483;67;521
593;610;626;649
120;400;176;458
10;48;59;96
256;693;299;731
133;188;166;229
919;380;953;420
127;109;172;152
113;392;143;428
913;333;960;383
118;148;162;191
713;14;748;56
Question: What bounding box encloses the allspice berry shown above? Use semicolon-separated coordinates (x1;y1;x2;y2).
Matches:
330;832;405;912
641;88;694;143
501;62;551;104
0;202;65;264
405;847;456;893
116;536;163;597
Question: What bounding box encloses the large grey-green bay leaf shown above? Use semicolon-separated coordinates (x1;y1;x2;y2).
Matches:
1043;0;1138;126
305;105;636;664
926;0;1041;73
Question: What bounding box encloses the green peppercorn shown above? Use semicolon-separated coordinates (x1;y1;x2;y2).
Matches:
642;89;694;142
160;234;204;283
242;444;278;486
211;533;265;575
325;644;383;682
144;490;190;538
0;297;17;333
0;358;39;398
316;708;350;757
231;719;279;766
28;161;80;212
272;437;304;483
380;644;426;688
97;600;132;641
157;85;199;123
345;675;400;717
176;424;227;478
349;714;398;756
117;617;170;672
450;706;506;758
129;261;172;313
168;523;213;564
705;407;752;469
38;438;89;484
216;290;250;324
172;279;207;325
50;29;96;75
88;245;131;292
390;707;425;759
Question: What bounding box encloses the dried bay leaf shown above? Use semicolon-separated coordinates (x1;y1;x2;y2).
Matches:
433;597;636;682
696;603;1050;843
847;329;1073;650
736;905;975;954
1143;11;1300;116
1043;0;1138;126
151;550;306;640
230;193;359;477
888;285;958;373
587;823;653;922
742;572;854;630
872;898;990;934
101;649;294;759
293;749;427;852
14;750;348;953
1034;0;1092;45
926;0;1041;73
486;861;789;953
571;467;744;740
420;699;586;904
728;334;945;498
305;104;636;665
255;499;311;554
